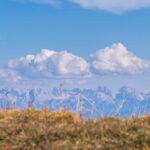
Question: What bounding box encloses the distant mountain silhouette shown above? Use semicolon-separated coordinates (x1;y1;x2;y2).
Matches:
0;86;150;119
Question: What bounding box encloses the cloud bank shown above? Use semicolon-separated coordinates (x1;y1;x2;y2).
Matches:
1;43;150;82
12;0;150;13
71;0;150;13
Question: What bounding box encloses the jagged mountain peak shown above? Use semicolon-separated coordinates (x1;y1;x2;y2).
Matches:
116;86;145;101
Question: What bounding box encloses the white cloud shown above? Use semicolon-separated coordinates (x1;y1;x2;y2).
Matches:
8;49;90;79
70;0;150;13
0;69;21;82
90;43;150;75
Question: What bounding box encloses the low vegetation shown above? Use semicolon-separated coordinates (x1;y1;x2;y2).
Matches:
0;109;150;150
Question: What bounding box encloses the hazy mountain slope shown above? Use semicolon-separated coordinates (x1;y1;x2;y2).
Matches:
0;86;149;118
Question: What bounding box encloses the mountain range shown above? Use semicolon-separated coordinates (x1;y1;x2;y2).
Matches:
0;86;150;119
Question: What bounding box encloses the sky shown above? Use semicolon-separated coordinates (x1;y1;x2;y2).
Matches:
0;0;150;92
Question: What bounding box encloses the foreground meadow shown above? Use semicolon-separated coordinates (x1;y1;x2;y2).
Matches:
0;109;150;150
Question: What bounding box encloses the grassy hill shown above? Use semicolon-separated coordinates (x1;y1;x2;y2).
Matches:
0;109;150;150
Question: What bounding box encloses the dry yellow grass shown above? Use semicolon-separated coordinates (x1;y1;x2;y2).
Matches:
0;109;150;150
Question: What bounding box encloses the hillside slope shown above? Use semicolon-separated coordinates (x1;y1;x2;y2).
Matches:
0;109;150;150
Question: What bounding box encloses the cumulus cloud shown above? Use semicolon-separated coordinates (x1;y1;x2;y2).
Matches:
90;43;150;75
71;0;150;13
0;69;21;82
8;49;90;79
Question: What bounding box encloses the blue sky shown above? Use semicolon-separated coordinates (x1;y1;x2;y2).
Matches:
0;0;150;92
